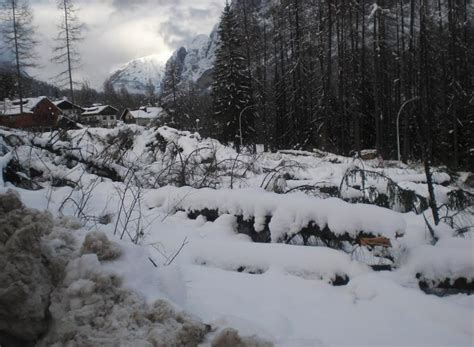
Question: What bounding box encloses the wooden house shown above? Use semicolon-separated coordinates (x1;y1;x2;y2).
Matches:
53;99;84;120
0;97;61;130
81;105;118;128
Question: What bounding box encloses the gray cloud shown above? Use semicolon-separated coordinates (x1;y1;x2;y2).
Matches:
26;0;222;90
157;2;221;47
111;0;149;8
159;21;195;47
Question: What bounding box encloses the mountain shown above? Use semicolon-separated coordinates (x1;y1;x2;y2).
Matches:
176;33;217;89
108;55;165;95
159;0;274;98
160;31;218;101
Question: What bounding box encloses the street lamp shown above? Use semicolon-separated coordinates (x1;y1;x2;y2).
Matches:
396;97;418;162
239;104;258;149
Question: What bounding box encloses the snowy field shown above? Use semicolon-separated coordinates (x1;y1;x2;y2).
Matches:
1;124;473;346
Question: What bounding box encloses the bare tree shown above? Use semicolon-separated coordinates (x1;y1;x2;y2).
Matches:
0;0;37;113
145;78;156;105
52;0;83;105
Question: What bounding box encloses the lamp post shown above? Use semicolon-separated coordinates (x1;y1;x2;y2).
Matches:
396;97;418;162
239;104;258;149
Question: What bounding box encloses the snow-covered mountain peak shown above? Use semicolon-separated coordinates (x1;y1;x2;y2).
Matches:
160;29;218;99
108;55;166;95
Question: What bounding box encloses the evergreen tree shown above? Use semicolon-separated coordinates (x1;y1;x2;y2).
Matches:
212;3;255;150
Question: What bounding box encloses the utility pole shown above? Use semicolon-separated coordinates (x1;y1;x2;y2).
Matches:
396;97;418;161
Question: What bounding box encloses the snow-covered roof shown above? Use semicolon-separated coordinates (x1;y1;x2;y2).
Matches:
0;97;49;116
53;99;84;110
129;107;163;120
82;105;118;116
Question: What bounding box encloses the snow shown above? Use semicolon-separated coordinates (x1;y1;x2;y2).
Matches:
109;55;165;95
1;124;473;346
0;152;12;186
183;239;370;281
181;34;216;83
184;267;473;346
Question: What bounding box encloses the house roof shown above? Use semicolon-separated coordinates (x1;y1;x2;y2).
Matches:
82;105;118;116
53;99;84;111
129;107;164;120
0;97;49;116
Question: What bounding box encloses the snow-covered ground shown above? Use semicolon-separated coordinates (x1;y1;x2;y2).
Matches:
1;124;473;346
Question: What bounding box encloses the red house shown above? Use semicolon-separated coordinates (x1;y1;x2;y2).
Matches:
0;97;61;130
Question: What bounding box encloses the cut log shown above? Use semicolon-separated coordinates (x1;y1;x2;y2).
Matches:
359;237;392;248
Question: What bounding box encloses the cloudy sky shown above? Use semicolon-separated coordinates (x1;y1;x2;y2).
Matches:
29;0;223;89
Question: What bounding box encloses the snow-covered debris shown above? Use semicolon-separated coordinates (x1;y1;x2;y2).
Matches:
148;186;406;242
0;118;472;346
156;125;235;161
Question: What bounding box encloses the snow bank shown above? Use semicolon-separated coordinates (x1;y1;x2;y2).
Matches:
148;186;406;242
